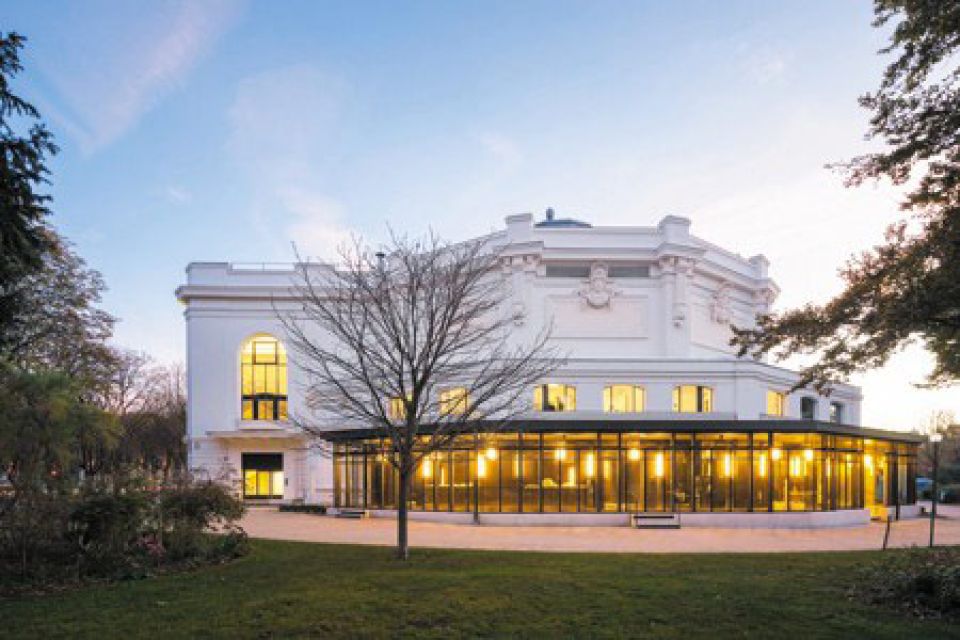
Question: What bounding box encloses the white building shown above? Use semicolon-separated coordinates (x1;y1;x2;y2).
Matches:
177;211;917;526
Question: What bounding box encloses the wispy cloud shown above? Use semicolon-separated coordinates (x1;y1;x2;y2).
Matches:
41;0;245;152
163;185;193;205
226;64;353;262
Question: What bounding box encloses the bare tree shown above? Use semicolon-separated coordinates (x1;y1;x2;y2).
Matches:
281;232;562;560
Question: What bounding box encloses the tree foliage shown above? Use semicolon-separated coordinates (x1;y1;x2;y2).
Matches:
0;31;58;336
732;1;960;391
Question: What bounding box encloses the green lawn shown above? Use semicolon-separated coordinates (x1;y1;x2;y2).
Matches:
3;540;957;639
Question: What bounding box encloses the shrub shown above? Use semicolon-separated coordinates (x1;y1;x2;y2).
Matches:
0;479;247;591
158;481;247;562
855;547;960;619
68;491;151;578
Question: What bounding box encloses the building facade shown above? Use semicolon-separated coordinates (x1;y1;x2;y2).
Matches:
177;212;921;526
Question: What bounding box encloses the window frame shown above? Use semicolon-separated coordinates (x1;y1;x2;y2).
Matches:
603;384;646;413
672;385;714;413
766;390;786;417
533;384;577;412
240;335;288;422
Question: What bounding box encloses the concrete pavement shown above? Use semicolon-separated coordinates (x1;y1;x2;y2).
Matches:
240;504;960;553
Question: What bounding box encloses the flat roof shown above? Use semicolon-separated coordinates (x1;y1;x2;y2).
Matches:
317;418;924;444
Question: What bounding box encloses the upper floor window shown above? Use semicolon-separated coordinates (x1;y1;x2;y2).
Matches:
439;387;469;416
389;396;408;421
673;385;713;413
801;397;818;420
533;384;576;412
241;335;288;421
603;385;645;413
830;401;844;424
766;391;786;417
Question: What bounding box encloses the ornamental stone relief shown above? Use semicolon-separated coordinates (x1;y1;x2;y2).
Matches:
711;282;733;324
578;262;619;309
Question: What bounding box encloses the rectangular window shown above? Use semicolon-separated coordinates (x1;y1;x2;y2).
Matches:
545;264;591;278
801;397;817;420
389;397;408;420
439;387;469;416
672;385;713;413
608;265;650;278
603;385;645;413
766;391;786;417
830;402;844;424
533;384;576;412
242;453;283;499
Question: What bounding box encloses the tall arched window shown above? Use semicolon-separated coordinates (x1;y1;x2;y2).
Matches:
241;334;288;421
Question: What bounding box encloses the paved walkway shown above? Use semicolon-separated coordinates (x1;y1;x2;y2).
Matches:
241;503;960;554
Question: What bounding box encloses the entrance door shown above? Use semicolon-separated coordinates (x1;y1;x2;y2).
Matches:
242;453;284;499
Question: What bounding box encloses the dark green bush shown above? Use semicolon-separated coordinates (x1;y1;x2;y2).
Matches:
0;479;246;591
159;481;247;561
855;547;960;619
68;491;150;578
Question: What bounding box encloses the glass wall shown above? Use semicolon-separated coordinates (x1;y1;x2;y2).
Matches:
333;430;918;514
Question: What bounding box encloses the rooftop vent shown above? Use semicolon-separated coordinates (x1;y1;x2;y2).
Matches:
534;207;592;229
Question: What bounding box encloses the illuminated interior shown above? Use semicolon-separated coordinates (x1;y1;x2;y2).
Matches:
766;391;786;417
240;334;288;421
333;429;918;514
533;384;577;412
242;453;284;499
603;385;645;413
672;385;713;413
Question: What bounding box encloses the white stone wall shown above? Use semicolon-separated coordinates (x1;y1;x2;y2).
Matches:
177;214;862;504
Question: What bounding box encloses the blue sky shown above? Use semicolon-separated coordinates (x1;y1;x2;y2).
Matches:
6;1;958;429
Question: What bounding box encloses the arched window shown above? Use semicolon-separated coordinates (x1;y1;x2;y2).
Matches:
241;335;288;421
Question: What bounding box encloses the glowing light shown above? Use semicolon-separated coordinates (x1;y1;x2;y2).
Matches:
566;466;576;486
584;453;596;478
789;456;805;477
804;448;814;462
758;454;767;478
555;447;567;461
628;448;641;461
485;447;497;461
771;448;782;461
654;452;665;478
422;461;432;479
477;455;487;479
864;454;873;470
722;453;732;478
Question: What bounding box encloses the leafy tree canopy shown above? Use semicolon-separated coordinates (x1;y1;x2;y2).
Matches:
733;0;960;392
0;32;58;335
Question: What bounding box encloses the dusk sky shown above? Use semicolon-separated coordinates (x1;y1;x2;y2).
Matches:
6;0;958;430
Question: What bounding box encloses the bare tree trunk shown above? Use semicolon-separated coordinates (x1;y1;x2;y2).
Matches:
397;463;410;561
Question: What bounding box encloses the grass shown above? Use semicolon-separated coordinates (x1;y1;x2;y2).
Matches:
3;540;959;639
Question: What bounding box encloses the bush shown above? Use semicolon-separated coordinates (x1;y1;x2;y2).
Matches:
855;547;960;619
69;491;150;578
159;481;247;562
0;479;247;591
